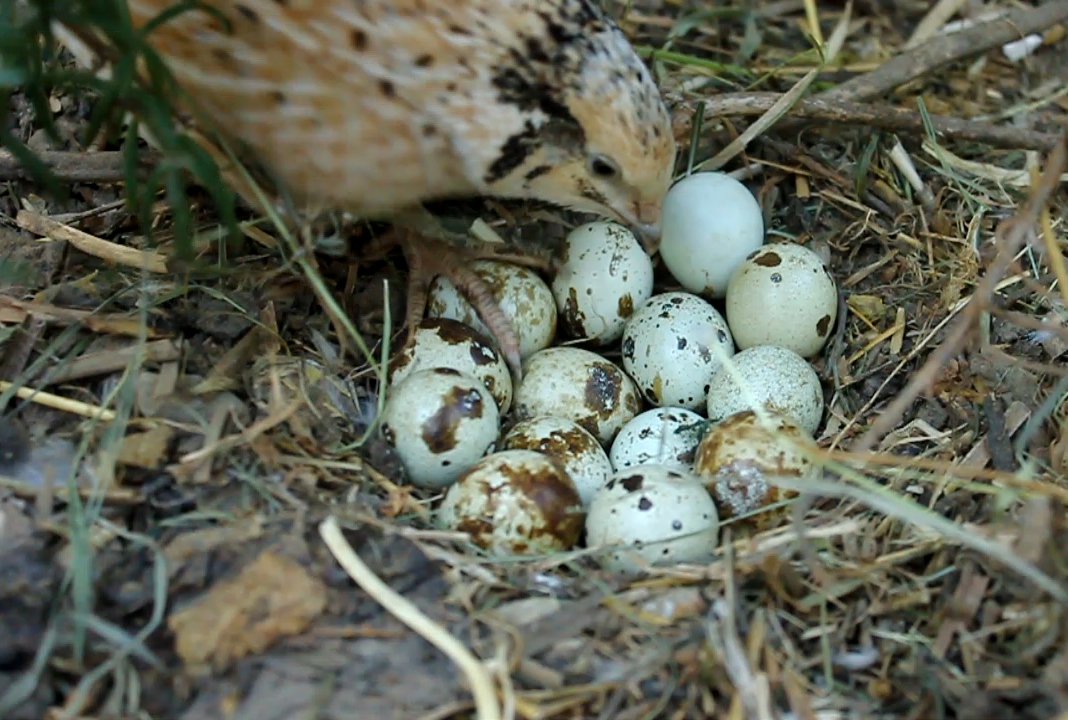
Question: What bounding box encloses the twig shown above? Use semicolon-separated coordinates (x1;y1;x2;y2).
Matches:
0;149;153;182
318;516;503;720
823;1;1068;102
16;210;169;274
700;93;1063;152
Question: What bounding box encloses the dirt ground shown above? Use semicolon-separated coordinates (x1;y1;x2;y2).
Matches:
3;1;1068;719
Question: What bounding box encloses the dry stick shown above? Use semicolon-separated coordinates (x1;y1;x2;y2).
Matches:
318;516;502;720
823;1;1068;102
850;131;1068;455
702;93;1063;152
0;149;145;182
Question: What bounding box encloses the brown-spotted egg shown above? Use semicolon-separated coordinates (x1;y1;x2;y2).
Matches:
380;368;499;489
551;221;654;345
388;318;513;413
609;407;706;472
705;345;824;435
501;415;613;507
725;243;838;357
693;409;821;530
427;260;557;360
585;464;720;573
514;347;642;447
621;292;735;411
437;449;585;556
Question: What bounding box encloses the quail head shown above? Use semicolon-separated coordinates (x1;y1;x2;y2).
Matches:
121;0;679;376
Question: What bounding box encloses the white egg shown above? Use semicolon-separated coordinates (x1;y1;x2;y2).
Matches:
725;243;838;357
380;368;499;489
706;345;824;435
610;407;706;472
551;221;654;345
514;347;642;447
388;317;513;413
658;171;765;299
585;464;720;573
693;410;820;531
437;449;585;556
427;260;557;360
501;416;613;507
620;292;735;411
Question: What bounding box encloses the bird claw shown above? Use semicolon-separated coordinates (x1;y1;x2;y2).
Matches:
379;230;529;382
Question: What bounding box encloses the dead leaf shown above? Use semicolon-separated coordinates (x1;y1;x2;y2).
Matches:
168;550;327;675
117;425;176;469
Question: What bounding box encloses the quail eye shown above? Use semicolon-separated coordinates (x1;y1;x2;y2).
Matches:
588;155;620;179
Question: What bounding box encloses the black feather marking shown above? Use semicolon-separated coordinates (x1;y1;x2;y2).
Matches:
485;121;540;184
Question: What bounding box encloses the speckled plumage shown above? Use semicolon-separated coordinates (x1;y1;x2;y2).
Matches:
121;0;678;374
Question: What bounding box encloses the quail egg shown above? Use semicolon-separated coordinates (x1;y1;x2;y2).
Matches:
514;347;642;447
621;292;735;411
380;367;499;489
501;415;613;507
551;221;655;345
725;243;838;357
610;407;706;472
705;345;824;435
428;260;557;360
585;464;720;574
658;171;765;299
388;318;513;413
693;410;820;530
437;449;585;556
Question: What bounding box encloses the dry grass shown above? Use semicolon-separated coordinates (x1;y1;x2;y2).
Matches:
2;1;1068;719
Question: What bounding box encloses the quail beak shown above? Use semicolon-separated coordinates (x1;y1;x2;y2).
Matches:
633;221;661;255
626;199;663;256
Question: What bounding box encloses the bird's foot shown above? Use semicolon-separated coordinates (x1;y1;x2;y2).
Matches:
366;229;551;381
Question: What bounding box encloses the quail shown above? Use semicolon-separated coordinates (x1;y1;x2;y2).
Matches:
120;0;679;375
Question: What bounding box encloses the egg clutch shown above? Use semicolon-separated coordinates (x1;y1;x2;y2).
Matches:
378;171;839;572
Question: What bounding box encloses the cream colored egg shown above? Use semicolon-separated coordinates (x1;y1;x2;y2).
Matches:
437;449;585;556
725;243;838;357
427;260;557;359
659;172;765;299
551;221;654;345
585;464;720;573
380;368;499;489
388;317;513;413
609;407;706;472
621;292;735;411
514;347;642;447
706;345;824;435
693;410;820;531
501;415;613;507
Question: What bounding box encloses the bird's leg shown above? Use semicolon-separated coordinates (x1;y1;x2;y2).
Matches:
365;227;552;380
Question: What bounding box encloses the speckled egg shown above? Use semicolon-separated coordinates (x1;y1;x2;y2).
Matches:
621;292;735;411
551;221;655;345
705;345;824;436
725;243;838;357
609;407;706;472
658;171;766;299
388;318;513;413
380;368;500;489
693;410;821;530
437;449;585;556
501;416;613;507
585;464;720;573
514;347;642;447
427;260;557;360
